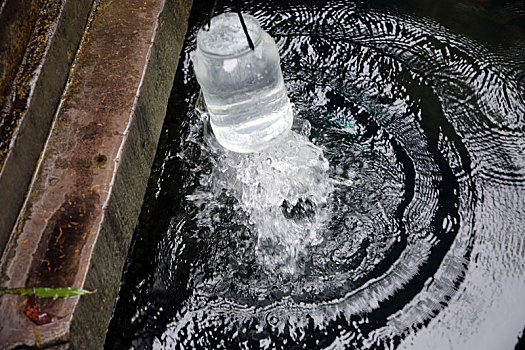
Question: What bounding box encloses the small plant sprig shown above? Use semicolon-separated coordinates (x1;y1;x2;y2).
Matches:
0;287;95;325
0;287;94;298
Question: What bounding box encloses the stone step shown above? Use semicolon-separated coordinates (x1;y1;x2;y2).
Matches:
0;0;95;259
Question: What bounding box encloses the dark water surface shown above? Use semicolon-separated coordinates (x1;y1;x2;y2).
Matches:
106;0;525;349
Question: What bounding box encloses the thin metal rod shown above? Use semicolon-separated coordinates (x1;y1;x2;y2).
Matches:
204;0;218;31
234;1;254;50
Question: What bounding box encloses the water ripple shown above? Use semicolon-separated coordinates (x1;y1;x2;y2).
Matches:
107;1;525;349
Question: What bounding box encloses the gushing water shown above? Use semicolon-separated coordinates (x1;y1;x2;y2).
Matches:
188;102;333;276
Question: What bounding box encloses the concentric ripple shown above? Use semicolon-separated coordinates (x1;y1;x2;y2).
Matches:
106;1;525;349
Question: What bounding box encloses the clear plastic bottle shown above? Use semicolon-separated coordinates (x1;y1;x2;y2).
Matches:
193;13;293;153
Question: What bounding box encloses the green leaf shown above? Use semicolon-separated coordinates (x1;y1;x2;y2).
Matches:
0;287;95;298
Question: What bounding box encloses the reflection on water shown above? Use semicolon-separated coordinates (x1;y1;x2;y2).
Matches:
106;0;525;349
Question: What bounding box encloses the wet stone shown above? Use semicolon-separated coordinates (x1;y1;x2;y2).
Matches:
0;0;193;348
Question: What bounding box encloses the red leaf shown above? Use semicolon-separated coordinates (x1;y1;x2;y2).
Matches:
24;295;64;325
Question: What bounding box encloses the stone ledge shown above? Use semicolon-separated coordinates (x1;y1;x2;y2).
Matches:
0;0;192;348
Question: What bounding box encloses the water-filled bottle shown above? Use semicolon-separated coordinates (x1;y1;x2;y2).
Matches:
193;13;293;153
